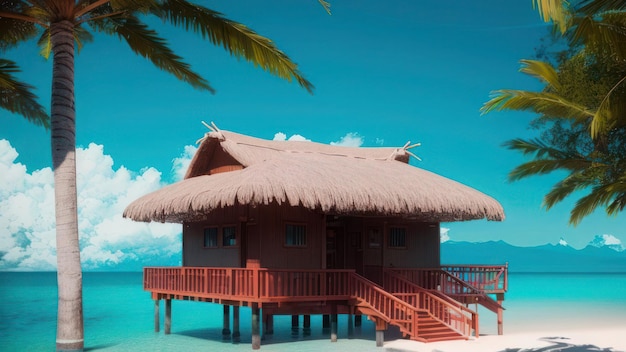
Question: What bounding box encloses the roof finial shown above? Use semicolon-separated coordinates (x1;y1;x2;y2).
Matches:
197;121;225;144
404;141;422;161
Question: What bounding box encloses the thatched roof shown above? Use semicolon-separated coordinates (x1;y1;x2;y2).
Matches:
123;127;505;223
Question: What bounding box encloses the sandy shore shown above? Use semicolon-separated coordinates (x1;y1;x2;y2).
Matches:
383;326;626;352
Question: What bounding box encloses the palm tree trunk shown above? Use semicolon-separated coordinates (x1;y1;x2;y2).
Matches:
50;20;84;352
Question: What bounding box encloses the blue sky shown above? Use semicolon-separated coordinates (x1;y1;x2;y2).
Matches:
1;0;624;270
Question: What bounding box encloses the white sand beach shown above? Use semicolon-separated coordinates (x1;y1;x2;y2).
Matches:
383;326;626;352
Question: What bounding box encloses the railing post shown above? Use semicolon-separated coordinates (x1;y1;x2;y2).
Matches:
253;267;259;299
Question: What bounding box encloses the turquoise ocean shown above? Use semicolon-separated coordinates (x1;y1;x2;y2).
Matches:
1;272;626;352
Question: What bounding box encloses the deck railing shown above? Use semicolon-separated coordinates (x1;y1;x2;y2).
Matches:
441;264;508;293
387;265;507;294
144;266;475;340
144;267;354;302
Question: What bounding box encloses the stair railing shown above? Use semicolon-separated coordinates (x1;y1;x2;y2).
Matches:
383;270;477;337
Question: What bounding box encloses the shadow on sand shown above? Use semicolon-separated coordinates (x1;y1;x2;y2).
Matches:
499;336;623;352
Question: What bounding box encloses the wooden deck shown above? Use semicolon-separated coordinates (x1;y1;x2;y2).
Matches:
144;264;507;348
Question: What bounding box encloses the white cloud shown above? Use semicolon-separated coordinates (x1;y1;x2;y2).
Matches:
171;145;198;181
273;132;310;142
331;132;363;147
0;140;182;271
440;227;450;243
273;132;287;141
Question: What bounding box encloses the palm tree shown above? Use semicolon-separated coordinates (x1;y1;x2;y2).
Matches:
482;59;626;225
1;1;317;350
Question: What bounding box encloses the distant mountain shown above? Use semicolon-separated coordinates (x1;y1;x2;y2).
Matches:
441;240;626;272
588;234;625;252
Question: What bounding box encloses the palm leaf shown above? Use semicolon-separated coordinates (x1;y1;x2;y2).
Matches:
569;179;626;224
570;14;626;60
508;158;593;180
0;9;39;51
91;13;214;92
532;0;570;33
318;0;332;15
519;59;562;92
0;58;49;128
543;172;597;211
591;74;626;137
578;0;626;14
482;89;594;122
152;0;314;93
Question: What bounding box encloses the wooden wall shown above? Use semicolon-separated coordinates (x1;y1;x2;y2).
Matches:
182;206;244;267
255;204;325;269
182;203;440;273
182;203;325;269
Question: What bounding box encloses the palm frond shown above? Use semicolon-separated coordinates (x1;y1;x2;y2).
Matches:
92;13;214;92
532;0;570;33
578;0;626;14
570;14;626;60
543;172;597;210
591;74;626;137
36;28;51;59
0;58;49;128
153;0;314;93
569;179;626;224
0;10;40;51
318;0;332;15
482;89;594;122
508;158;593;180
519;59;562;91
606;190;626;215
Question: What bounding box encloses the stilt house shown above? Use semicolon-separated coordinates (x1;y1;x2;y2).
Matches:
123;125;508;349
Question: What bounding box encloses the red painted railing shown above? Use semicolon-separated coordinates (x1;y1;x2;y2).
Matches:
383;270;477;337
441;265;508;293
144;267;475;340
387;265;507;294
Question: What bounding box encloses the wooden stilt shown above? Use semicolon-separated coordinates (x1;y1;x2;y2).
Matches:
303;315;311;336
233;306;240;343
154;299;160;333
375;330;384;347
330;309;338;342
497;302;504;335
355;314;362;327
164;299;171;335
347;307;354;338
322;314;330;332
291;315;299;335
263;313;274;338
251;303;260;350
375;319;386;347
222;305;231;340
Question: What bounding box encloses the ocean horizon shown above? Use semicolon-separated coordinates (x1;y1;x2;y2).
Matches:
1;271;625;352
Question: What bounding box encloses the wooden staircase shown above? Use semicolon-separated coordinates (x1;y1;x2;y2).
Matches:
348;272;475;342
415;311;466;342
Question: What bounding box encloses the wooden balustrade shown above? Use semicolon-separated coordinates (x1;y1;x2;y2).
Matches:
441;264;508;293
383;270;476;337
350;274;417;337
143;266;478;340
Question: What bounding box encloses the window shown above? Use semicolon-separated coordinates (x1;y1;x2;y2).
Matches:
389;227;407;248
222;226;237;247
285;224;306;247
203;227;218;248
368;227;382;248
